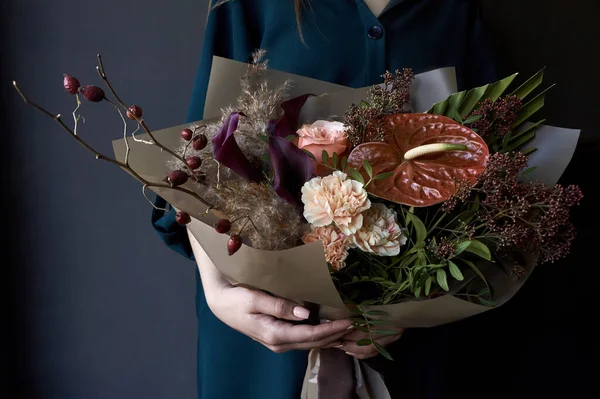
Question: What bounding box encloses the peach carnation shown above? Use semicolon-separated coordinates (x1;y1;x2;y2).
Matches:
301;171;371;235
351;203;407;256
302;225;349;271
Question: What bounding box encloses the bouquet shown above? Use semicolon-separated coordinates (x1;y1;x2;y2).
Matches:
13;50;582;398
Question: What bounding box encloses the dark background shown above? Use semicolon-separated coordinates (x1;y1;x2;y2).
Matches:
2;1;598;398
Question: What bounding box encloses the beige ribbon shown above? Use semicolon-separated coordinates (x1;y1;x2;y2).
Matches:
301;349;391;399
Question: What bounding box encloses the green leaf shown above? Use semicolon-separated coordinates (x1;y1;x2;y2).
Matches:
406;213;427;244
356;338;373;346
321;150;329;165
285;134;297;142
373;342;394;361
471;194;480;212
425;276;432;296
463;113;483;125
521;166;537;176
505;129;536;152
454;241;472;256
374;171;394;180
258;134;269;143
341;156;348;171
414;285;422;298
348;168;364;184
521;147;537;156
510;68;545;100
436;269;450;291
448;260;464;281
510;119;546;140
463;260;489;288
332;152;339;169
448;91;467;113
512;85;554;128
360;100;370;108
484;72;519;102
464;240;492;261
447;106;463;123
458;84;489;118
432;98;449;115
303;149;316;161
365;310;388;316
364;320;389;326
363;160;373;178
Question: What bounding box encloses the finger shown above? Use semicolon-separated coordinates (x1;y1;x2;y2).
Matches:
265;332;349;353
339;334;402;355
342;326;404;342
248;290;311;321
252;315;352;346
267;329;350;353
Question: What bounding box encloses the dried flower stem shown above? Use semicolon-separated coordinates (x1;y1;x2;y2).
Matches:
131;123;153;145
95;54;195;176
142;184;169;211
73;93;83;135
12;81;215;210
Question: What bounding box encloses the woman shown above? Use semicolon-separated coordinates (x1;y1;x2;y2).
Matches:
152;0;498;397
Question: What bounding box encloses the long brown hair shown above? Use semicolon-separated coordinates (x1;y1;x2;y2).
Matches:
210;0;309;41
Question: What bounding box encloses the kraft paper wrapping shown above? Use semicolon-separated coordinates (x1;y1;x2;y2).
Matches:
112;57;580;398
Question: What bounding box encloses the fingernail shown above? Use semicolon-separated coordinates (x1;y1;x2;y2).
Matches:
334;344;344;348
293;306;310;319
345;352;357;356
346;325;355;330
320;319;332;324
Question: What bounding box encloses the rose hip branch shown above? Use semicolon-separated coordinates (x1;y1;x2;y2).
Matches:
12;54;216;219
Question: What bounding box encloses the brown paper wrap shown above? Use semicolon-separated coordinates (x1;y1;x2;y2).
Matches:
112;57;573;398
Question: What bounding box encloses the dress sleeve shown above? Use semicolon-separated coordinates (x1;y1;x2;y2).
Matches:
457;0;500;90
151;0;258;260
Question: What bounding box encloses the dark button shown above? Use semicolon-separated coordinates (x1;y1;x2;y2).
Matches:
367;25;384;40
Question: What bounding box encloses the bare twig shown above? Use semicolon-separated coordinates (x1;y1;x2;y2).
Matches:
105;98;131;165
142;184;170;211
95;54;195;176
12;81;215;210
73;93;83;135
131;123;153;145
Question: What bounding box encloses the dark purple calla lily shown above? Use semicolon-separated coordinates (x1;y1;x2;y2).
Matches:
269;135;314;208
211;112;264;183
270;94;313;138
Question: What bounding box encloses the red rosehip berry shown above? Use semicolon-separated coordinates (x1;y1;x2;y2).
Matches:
175;211;191;225
167;170;188;186
227;235;242;256
81;85;105;102
126;105;143;120
192;134;208;151
186;156;202;170
63;74;80;94
214;219;232;234
181;128;193;141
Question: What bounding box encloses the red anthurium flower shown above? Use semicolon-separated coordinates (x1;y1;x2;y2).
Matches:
347;114;489;207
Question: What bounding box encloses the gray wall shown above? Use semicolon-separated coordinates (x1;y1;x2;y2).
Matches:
3;1;598;399
4;1;209;398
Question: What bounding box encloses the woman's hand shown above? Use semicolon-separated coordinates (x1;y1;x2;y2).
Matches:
188;230;352;353
337;327;404;359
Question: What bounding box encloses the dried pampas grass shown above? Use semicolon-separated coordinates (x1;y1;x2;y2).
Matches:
215;181;309;250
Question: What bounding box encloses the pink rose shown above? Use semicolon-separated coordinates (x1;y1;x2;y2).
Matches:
297;121;350;174
302;225;349;271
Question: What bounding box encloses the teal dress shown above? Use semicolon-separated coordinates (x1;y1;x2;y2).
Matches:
152;1;497;398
